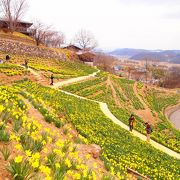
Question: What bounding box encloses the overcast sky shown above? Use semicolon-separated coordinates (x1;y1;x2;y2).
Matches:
25;0;180;50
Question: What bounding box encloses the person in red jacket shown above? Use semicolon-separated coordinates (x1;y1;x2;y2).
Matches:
145;122;152;142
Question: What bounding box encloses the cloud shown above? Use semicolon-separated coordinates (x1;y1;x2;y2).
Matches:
25;0;180;50
165;11;180;20
119;0;180;6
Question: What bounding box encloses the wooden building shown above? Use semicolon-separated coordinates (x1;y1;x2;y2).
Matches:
0;19;33;35
78;52;95;66
63;45;82;52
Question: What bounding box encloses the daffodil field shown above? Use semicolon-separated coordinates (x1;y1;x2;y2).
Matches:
62;73;180;153
12;80;180;179
0;51;96;79
0;85;114;179
0;63;29;76
144;89;180;152
0;34;180;180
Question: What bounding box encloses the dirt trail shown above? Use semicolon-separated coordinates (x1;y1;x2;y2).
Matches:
106;75;121;107
133;82;156;125
113;78;129;101
87;90;103;99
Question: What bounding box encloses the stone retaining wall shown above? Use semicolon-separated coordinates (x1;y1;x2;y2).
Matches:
0;39;67;60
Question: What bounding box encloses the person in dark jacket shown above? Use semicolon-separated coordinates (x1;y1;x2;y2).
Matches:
128;114;135;131
25;59;28;69
6;55;10;62
145;122;152;142
50;74;54;85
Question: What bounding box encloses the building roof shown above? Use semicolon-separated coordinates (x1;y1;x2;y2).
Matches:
78;52;95;62
0;19;33;27
63;45;82;51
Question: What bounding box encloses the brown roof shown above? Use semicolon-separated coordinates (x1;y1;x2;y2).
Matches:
0;19;33;28
63;45;82;51
78;52;95;62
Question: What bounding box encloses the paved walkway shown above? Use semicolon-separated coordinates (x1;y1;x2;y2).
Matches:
53;70;100;88
26;66;100;87
100;103;180;159
27;67;180;159
21;65;42;80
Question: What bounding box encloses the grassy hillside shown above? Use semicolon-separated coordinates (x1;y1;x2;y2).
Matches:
0;31;36;45
0;34;96;85
62;72;180;153
0;85;113;179
0;33;179;179
13;80;179;179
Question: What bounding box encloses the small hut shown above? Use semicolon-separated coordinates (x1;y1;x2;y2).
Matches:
63;45;82;52
78;52;95;67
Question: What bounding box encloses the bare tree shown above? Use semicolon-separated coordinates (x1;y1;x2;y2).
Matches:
163;67;180;88
127;66;134;80
74;29;97;51
94;52;116;72
45;31;65;47
31;22;50;46
32;21;65;47
0;0;28;32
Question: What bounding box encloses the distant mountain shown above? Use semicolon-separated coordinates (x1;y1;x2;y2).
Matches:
109;48;180;64
131;50;180;64
109;48;148;57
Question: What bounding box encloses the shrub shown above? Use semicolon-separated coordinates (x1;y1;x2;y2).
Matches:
7;159;33;180
0;129;10;142
0;146;10;160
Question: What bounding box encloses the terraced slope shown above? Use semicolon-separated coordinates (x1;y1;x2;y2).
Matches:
0;31;97;85
0;67;179;179
0;32;179;179
62;72;180;153
0;85;115;179
13;80;180;179
0;54;96;85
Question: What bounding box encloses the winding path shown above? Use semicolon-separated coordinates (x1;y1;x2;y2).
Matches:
53;70;100;88
26;67;180;159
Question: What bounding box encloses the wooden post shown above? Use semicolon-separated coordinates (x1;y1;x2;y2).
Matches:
127;167;151;180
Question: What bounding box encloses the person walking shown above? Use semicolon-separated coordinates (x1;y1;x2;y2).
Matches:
5;55;10;62
145;122;152;142
128;114;135;131
25;59;28;69
50;74;54;85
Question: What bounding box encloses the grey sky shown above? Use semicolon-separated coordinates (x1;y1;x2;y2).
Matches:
25;0;180;50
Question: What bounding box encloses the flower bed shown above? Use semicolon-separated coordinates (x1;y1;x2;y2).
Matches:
0;85;113;179
15;80;180;179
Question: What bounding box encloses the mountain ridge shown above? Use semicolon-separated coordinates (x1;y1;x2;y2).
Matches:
109;48;180;64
